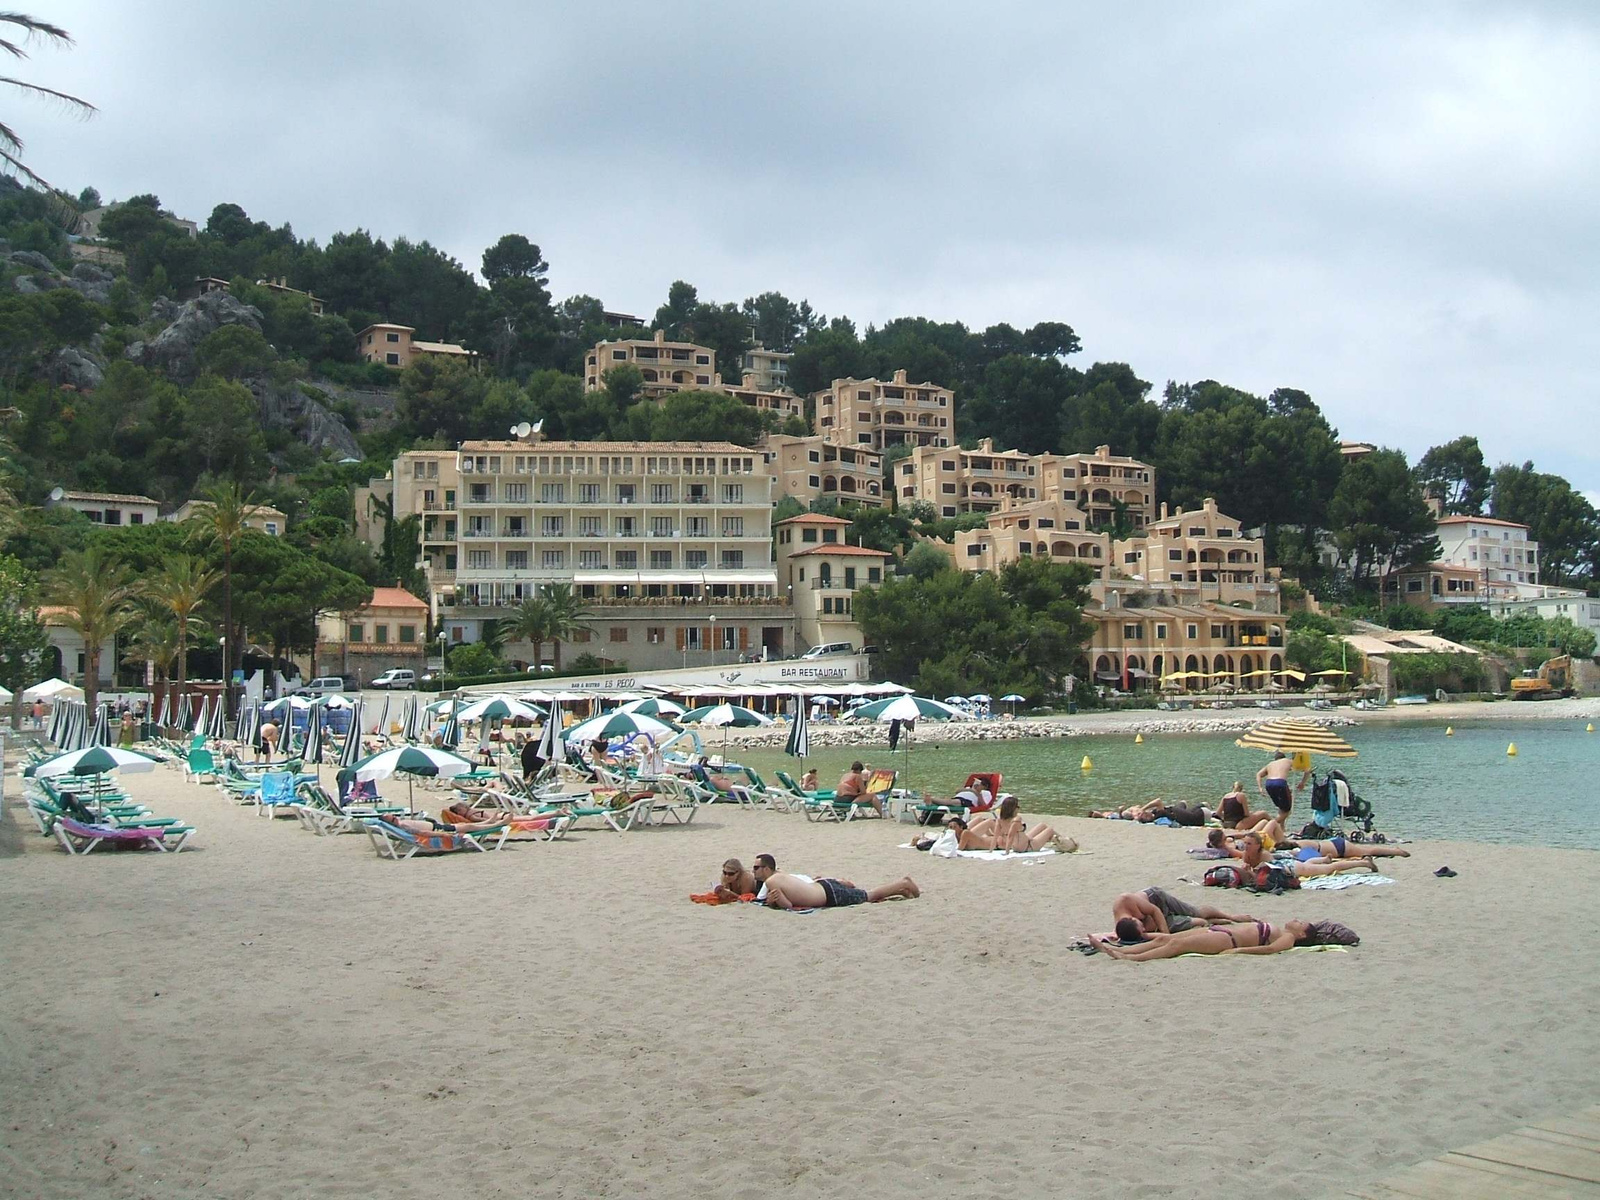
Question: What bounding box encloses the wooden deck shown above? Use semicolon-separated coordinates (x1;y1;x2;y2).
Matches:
1344;1106;1600;1198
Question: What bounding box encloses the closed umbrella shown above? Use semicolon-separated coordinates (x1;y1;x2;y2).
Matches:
89;703;111;748
191;694;209;740
785;696;810;759
400;694;420;743
302;700;325;768
176;693;193;731
535;696;566;767
1235;718;1357;759
209;695;228;740
438;699;462;751
153;692;170;731
239;702;260;752
373;694;391;743
850;694;966;786
339;697;365;769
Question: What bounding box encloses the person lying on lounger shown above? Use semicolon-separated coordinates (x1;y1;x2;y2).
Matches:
713;857;757;902
438;799;556;832
1236;831;1381;877
1284;835;1410;862
1095;918;1358;960
1112;888;1257;935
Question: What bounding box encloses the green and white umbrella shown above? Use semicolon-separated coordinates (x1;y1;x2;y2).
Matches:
456;695;544;723
564;709;680;748
25;745;159;778
618;697;686;719
351;744;474;804
680;703;770;728
850;694;966;786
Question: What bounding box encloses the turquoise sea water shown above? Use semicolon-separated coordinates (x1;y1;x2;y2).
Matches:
735;720;1600;850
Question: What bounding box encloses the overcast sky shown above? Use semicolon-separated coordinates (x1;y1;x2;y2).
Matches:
21;1;1600;497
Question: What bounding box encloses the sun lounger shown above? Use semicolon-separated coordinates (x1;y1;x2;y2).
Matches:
54;816;195;854
361;818;509;859
775;770;835;802
291;781;411;835
535;792;656;832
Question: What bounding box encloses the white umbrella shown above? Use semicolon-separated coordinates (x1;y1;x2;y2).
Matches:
565;709;679;747
619;697;687;719
191;694;210;739
351;744;475;804
850;694;967;786
23;678;83;702
535;696;566;767
456;695;544;723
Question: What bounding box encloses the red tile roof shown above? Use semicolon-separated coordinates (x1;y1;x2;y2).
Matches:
777;513;852;525
364;587;428;610
789;544;891;558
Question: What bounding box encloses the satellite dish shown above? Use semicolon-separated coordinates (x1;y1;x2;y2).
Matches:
49;486;64;502
515;421;532;438
530;419;544;433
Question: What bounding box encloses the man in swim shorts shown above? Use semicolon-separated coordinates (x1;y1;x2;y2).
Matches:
1112;888;1256;935
755;863;921;909
1256;752;1309;826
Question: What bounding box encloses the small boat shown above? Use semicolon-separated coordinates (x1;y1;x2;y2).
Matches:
1393;695;1429;706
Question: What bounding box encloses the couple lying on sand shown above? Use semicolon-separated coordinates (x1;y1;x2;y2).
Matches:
713;854;919;909
1207;829;1408;877
1097;886;1359;960
941;797;1074;852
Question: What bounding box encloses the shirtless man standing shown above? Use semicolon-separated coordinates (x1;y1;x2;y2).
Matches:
1256;753;1310;828
1112;888;1256;935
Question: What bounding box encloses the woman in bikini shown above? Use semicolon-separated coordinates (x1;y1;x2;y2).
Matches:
970;797;1067;852
1287;835;1410;861
1096;918;1356;960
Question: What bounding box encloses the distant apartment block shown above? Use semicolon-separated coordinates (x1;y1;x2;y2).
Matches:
585;331;715;397
46;488;158;527
775;513;890;653
762;434;885;509
942;498;1111;578
813;369;953;450
1434;515;1540;588
718;375;804;423
740;344;792;392
358;323;477;369
898;438;1041;516
1112;498;1275;609
1034;445;1157;529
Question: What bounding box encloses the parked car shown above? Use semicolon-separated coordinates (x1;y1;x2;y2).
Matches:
293;676;346;697
800;642;855;660
370;669;415;690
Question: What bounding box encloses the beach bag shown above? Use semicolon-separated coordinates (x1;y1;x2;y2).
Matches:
1251;864;1301;894
1203;864;1245;888
929;829;961;858
1310;775;1333;813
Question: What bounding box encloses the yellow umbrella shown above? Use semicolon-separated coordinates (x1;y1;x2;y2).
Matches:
1235;718;1357;759
1276;668;1308;682
1313;668;1351;677
1239;668;1272;679
1160;670;1197;682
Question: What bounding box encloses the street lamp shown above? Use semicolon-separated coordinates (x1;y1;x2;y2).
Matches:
437;631;448;685
709;613;718;666
218;636;229;718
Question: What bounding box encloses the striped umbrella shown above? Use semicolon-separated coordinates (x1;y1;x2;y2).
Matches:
234;701;250;742
1235;718;1357;759
209;695;228;740
535;696;566;766
191;694;209;739
154;691;170;731
57;701;78;750
70;701;89;752
26;744;159;778
619;697;687;719
340;697;365;768
239;701;260;751
438;699;461;751
351;743;474;805
90;703;111;748
46;698;64;744
177;693;193;731
401;694;420;743
851;694;967;786
563;709;679;747
301;700;324;766
785;696;810;759
681;703;770;728
373;694;391;743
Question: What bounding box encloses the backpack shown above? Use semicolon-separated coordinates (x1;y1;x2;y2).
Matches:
1203;864;1245;888
1252;864;1301;894
1310;774;1334;813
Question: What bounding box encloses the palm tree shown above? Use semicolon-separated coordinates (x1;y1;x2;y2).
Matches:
0;14;96;189
506;595;557;672
186;481;261;718
44;546;134;712
120;606;181;723
141;554;218;713
540;583;594;671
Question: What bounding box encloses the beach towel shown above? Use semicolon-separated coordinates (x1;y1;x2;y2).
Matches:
1299;874;1396;890
1074;934;1349;957
899;842;1056;861
689;892;755;905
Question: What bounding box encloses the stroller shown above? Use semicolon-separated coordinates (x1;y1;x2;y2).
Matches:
1304;769;1375;838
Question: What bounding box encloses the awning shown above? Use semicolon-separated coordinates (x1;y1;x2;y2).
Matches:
574;572;640;585
636;572;706;585
700;570;777;585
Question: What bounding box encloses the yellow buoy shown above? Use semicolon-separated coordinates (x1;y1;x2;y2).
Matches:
1134;733;1144;744
1506;742;1518;757
1445;726;1454;736
1081;755;1093;770
1588;723;1595;733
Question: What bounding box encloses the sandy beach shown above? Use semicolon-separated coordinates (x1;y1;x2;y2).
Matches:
3;752;1598;1200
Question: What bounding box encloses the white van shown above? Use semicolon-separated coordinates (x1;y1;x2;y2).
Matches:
370;669;415;690
800;642;855;660
294;676;346;697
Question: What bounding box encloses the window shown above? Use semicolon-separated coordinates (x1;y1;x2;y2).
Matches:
812;451;823;463
722;484;743;503
573;628;593;643
1155;623;1168;639
868;567;882;582
650;550;673;569
1124;553;1139;564
505;482;528;503
609;627;628;643
651;517;673;537
505;550;528;570
647;626;666;643
577;483;600;504
541;550;565;568
1406;579;1423;592
399;625;416;643
722;517;744;537
720;550;744;569
467;549;491;569
579;550;605;569
1210;624;1225;639
650;484;674;503
615;517;636;537
615;550;637;569
1187;623;1198;639
616;484;636;504
687;517;709;537
130;513;144;525
942;483;956;494
541;483;566;503
375;624;390;644
822;529;837;543
579;516;602;537
695;354;710;365
808;475;820;487
348;623;364;642
540;516;564;537
469;483;490;504
685;550;708;568
1169;549;1183;561
844;567;857;589
386;353;400;366
801;528;818;543
264;522;279;536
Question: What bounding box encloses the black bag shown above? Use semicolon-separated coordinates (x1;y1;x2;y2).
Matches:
1310;774;1333;813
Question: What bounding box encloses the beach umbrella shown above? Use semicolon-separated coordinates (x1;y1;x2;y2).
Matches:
339;697;365;769
1235;717;1357;759
209;695;228;740
351;743;474;804
373;694;390;742
564;709;679;747
176;693;192;731
153;691;170;731
191;694;210;739
400;694;420;742
56;701;79;750
1313;669;1352;679
618;697;686;719
1275;668;1308;683
45;697;62;743
942;695;968;705
89;703;111;748
535;695;566;767
239;701;260;751
681;703;769;728
24;678;83;702
264;695;313;714
25;744;159;779
456;695;544;724
1240;668;1272;679
302;701;325;767
1000;692;1026;716
785;697;810;760
424;696;457;715
850;694;966;786
437;698;462;751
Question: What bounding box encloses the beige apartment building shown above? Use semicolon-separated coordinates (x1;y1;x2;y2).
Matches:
775;514;890;653
941;497;1111;578
762;434;885;509
167;499;287;537
897;438;1041;515
46;488;160;527
377;436;795;669
814;369;953;450
357;323;477;369
314;587;429;683
1111;498;1276;609
584;331;715;397
740;344;792;392
1083;602;1287;692
1035;445;1157;529
718;374;805;423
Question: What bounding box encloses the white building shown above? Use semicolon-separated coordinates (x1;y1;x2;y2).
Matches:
1434;515;1540;591
1488;591;1600;635
45;488;159;527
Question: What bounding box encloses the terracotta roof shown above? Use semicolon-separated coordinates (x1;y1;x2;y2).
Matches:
1436;515;1529;529
363;587;428;610
777;513;852;525
790;544;890;558
459;439;756;453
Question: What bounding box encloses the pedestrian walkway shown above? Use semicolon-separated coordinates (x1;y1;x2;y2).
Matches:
1343;1105;1600;1198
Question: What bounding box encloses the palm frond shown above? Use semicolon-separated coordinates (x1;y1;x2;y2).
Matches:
0;75;95;116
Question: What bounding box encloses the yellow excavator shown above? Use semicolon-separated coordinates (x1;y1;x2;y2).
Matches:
1510;654;1573;700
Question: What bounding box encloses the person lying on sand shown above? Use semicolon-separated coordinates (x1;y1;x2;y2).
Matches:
1285;835;1410;862
750;854;918;908
1095;918;1357;961
713;858;757;902
1237;831;1382;877
1112;888;1257;935
1088;799;1165;820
